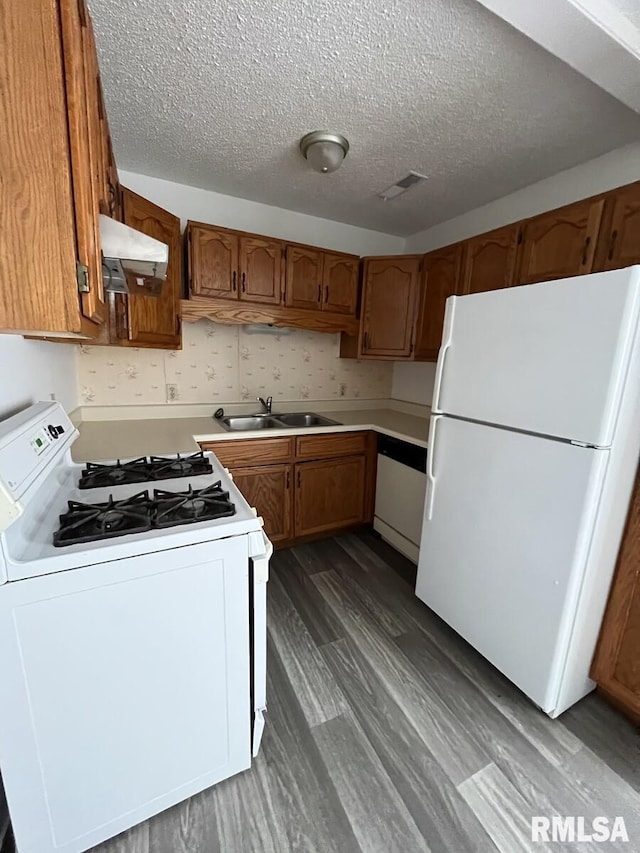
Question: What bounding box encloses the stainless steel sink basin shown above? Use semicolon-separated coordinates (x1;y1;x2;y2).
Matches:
220;416;282;431
273;412;340;428
219;412;341;431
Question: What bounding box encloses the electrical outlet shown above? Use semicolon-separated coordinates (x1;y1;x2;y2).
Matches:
339;383;347;397
166;384;179;402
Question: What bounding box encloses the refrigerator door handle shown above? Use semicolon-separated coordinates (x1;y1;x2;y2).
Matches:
425;415;442;520
432;297;456;413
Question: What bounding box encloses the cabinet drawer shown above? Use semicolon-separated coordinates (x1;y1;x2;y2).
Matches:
295;431;369;460
200;438;293;467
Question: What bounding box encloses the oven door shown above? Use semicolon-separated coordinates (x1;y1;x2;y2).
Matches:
248;528;272;756
0;536;251;853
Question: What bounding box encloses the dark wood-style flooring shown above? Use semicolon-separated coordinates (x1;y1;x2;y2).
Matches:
93;531;640;853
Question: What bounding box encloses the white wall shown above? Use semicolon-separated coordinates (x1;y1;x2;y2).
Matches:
119;171;405;257
392;362;436;406
0;336;78;421
405;142;640;253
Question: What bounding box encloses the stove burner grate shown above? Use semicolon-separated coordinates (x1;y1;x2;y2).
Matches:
154;483;236;528
53;482;237;546
78;452;213;489
53;491;153;547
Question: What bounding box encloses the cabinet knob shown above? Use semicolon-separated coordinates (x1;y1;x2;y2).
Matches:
232;271;237;292
608;230;618;261
242;272;246;292
581;236;591;267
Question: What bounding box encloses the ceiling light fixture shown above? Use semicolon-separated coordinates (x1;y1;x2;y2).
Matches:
299;131;349;174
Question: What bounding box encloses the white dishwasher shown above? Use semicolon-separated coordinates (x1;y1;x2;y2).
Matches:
374;434;427;563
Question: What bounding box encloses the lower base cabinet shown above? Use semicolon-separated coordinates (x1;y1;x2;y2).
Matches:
202;432;375;546
295;455;366;537
231;464;293;544
591;462;640;723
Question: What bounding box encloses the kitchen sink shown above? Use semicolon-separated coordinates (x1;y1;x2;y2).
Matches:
220;416;282;431
219;412;341;432
273;412;340;428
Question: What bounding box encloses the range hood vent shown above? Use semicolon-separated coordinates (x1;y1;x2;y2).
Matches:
99;215;169;297
377;171;428;201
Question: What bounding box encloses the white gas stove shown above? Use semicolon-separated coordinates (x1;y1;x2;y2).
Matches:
0;402;271;853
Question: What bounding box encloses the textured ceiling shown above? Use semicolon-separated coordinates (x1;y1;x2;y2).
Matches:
88;0;640;236
612;0;640;29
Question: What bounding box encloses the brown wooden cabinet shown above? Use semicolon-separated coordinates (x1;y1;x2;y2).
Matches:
413;243;464;360
232;464;293;543
200;431;375;546
285;246;323;309
359;256;422;359
238;236;282;304
515;198;604;285
460;224;519;294
285;247;359;315
114;188;182;349
189;225;238;299
187;223;282;305
295;456;367;537
596;182;640;271
1;0;110;337
591;462;640;724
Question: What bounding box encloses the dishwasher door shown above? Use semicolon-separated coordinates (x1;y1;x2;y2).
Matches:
374;435;427;563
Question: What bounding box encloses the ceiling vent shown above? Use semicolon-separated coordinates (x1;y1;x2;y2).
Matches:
377;171;428;201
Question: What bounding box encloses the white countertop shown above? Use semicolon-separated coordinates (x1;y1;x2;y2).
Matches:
71;402;429;462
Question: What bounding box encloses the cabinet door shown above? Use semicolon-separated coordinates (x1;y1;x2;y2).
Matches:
460;224;519;295
190;226;238;299
295;456;366;537
60;0;106;327
322;254;358;315
360;257;421;358
591;463;640;723
120;188;182;349
600;183;640;271
516;198;604;285
285;246;323;309
231;464;293;544
239;236;282;304
413;243;464;361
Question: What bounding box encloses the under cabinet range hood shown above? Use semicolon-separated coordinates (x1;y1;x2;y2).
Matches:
99;214;169;296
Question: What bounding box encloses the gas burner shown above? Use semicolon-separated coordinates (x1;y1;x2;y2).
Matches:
78;453;213;489
53;492;153;547
154;483;236;529
78;458;152;489
148;452;213;481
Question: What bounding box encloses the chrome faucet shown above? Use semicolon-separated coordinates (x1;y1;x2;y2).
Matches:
256;396;273;415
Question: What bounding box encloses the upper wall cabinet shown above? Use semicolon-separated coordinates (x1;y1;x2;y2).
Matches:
1;0;111;337
515;198;605;285
596;182;640;271
359;256;422;359
183;222;360;335
113;188;182;349
189;225;238;299
285;246;323;309
187;223;282;304
322;254;359;315
284;247;359;314
413;243;464;361
460;224;519;295
239;236;283;304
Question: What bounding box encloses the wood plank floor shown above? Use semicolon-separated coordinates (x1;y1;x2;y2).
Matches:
92;530;640;853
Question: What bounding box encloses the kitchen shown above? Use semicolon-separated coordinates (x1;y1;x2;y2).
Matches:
1;0;640;851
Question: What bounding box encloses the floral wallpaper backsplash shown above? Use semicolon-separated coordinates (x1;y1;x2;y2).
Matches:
76;321;394;406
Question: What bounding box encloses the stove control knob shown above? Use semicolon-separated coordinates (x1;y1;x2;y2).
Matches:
48;424;65;439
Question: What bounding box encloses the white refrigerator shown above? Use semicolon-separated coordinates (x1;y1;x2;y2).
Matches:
415;266;640;718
